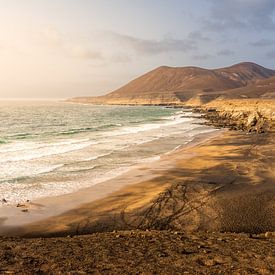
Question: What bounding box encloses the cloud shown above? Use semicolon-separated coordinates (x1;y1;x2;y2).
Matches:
41;26;104;60
217;49;235;56
251;39;275;47
266;50;275;59
188;31;211;42
43;26;63;46
67;45;103;60
111;53;132;63
191;54;212;60
203;0;275;31
104;31;197;56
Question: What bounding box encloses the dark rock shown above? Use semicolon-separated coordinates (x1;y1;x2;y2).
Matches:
198;108;272;133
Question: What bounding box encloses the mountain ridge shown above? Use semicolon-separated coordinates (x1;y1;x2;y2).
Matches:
69;62;275;105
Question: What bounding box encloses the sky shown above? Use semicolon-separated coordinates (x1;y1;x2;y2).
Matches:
0;0;275;99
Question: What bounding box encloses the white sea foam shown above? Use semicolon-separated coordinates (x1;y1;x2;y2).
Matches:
0;140;96;163
83;152;112;161
164;144;184;155
105;115;195;138
0;165;132;205
138;155;161;163
0;138;92;153
0;104;217;206
0;162;63;182
134;136;161;145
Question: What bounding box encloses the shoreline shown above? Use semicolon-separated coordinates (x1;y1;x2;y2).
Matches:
0;103;201;206
1;128;274;238
0;101;274;273
0;98;274;238
0;128;222;234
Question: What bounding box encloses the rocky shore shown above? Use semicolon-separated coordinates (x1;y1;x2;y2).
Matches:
194;99;275;133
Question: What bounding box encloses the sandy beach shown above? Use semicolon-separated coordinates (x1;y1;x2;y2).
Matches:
2;1;275;273
0;128;274;238
0;128;274;274
0;129;222;234
0;98;274;274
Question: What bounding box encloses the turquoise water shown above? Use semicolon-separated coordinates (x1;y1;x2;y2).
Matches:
0;101;216;205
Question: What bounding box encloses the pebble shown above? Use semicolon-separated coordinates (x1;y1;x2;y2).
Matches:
157;252;168;257
198;258;217;266
264;232;274;238
214;256;230;264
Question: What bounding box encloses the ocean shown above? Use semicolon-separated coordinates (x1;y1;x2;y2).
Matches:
0;101;217;206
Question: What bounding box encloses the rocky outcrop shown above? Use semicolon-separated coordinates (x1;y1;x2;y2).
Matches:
195;99;275;133
203;110;272;133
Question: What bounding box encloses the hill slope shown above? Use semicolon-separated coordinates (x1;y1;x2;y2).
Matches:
222;75;275;99
69;62;275;105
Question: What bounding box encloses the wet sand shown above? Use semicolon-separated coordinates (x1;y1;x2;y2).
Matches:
1;130;274;237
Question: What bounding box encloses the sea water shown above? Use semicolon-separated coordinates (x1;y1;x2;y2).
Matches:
0;101;216;205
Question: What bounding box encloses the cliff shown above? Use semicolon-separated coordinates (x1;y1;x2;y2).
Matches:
195;99;275;133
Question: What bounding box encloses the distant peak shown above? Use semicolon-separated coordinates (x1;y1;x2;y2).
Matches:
155;62;271;72
154;65;172;71
225;62;264;69
154;65;207;72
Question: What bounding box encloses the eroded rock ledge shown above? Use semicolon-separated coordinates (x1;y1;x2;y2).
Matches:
193;99;275;133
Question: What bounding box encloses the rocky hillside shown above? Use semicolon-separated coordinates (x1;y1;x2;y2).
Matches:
69;62;275;105
223;75;275;99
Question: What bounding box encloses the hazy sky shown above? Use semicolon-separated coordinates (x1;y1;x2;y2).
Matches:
1;0;275;98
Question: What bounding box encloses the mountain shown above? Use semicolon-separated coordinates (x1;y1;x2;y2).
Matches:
221;75;275;99
186;75;275;106
69;62;275;105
